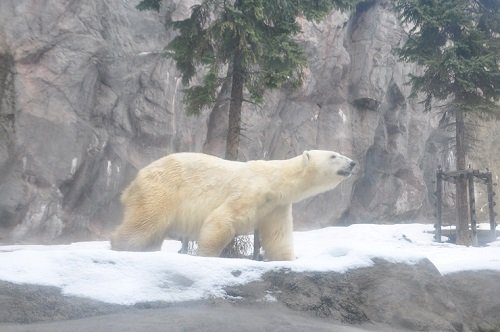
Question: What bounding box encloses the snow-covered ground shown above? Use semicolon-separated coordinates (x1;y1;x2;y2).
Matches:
0;224;498;305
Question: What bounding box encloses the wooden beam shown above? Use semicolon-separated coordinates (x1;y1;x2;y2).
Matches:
441;170;469;178
468;173;478;246
486;172;497;241
435;167;443;242
253;229;261;261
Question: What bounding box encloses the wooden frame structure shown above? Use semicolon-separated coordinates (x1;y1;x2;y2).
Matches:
435;166;497;245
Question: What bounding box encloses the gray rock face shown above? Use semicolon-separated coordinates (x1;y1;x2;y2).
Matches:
1;261;498;331
263;260;466;331
0;0;498;242
0;0;206;242
445;271;500;331
228;260;500;332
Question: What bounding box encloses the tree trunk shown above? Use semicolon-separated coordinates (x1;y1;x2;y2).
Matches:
455;108;471;246
225;48;243;161
203;72;232;157
222;46;256;259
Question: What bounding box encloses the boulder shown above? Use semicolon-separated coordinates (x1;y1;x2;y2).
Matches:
228;259;500;332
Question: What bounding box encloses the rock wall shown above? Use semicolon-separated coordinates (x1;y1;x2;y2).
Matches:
2;262;499;331
0;0;498;243
228;260;500;332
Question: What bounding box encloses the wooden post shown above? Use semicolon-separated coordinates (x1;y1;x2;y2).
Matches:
179;239;189;254
486;171;497;241
455;109;471;246
468;171;478;246
435;166;443;242
253;230;261;260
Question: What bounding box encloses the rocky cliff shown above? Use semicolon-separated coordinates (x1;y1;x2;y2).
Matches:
1;260;499;331
0;0;498;243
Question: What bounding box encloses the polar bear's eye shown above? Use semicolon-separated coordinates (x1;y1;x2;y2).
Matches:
330;155;337;159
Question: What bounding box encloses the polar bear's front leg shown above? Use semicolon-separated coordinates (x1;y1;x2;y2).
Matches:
197;208;237;257
259;204;295;261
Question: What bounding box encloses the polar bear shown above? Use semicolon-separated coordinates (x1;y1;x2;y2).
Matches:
111;150;355;261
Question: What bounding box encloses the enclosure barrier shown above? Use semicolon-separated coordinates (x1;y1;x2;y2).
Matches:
435;166;497;246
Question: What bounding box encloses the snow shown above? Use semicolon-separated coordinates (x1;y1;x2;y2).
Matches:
0;224;498;305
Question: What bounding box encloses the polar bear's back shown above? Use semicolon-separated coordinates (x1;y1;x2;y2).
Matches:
143;152;247;187
123;152;247;204
120;153;253;238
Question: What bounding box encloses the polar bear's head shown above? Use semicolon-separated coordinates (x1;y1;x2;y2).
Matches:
300;150;356;198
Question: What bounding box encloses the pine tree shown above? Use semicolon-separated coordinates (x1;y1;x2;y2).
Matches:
137;0;358;160
395;0;500;245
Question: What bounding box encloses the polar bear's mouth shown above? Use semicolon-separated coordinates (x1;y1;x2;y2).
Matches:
337;161;356;176
337;169;352;176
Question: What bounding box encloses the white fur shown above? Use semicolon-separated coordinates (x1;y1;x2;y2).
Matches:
111;150;355;261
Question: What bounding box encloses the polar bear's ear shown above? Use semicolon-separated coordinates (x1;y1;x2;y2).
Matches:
302;151;310;167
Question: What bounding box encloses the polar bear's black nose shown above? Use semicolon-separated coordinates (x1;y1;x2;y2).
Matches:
349;161;356;169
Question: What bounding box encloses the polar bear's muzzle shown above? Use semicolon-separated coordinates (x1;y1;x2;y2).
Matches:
337;161;356;176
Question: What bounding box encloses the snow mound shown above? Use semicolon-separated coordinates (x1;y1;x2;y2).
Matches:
0;224;498;305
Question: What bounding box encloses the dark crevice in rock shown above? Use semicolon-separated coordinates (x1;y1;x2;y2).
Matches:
352;97;381;111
